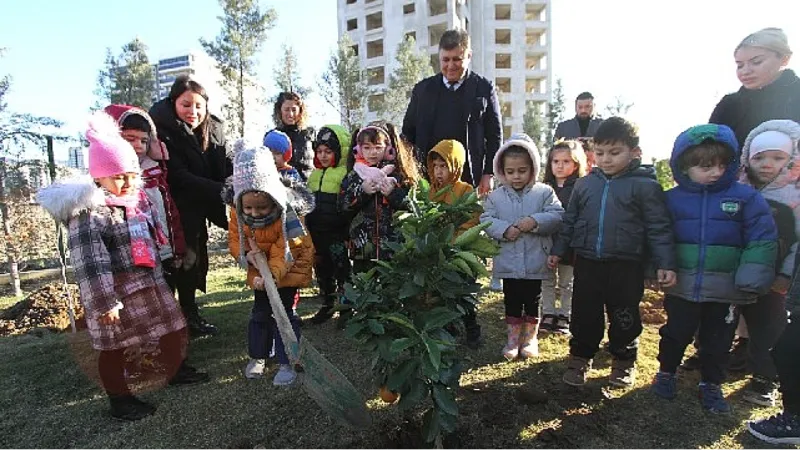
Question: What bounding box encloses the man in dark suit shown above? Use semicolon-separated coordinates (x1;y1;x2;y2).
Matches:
402;28;502;197
555;92;603;140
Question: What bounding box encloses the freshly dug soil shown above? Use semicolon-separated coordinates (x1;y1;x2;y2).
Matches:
0;283;84;336
640;289;666;325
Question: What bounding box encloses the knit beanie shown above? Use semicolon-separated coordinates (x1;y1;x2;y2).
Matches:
231;138;291;268
263;129;293;162
86;111;141;179
737;28;792;57
750;131;795;158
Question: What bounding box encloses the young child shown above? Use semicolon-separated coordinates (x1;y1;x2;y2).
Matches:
540;140;588;334
549;117;677;388
652;124;776;414
37;112;207;421
340;121;420;274
226;139;314;386
736;119;800;406
264;129;302;183
305;125;353;324
481;133;564;360
748;248;800;444
428;139;483;348
104;104;186;273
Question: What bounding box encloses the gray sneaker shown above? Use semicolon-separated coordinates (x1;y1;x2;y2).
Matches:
273;364;297;386
244;358;266;379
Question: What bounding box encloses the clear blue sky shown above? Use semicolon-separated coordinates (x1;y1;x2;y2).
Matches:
2;0;799;162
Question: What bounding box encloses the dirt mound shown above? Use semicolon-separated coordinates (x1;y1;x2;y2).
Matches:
0;283;84;336
640;289;666;325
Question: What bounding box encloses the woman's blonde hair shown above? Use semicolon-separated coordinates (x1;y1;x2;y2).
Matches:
542;139;588;185
736;27;792;58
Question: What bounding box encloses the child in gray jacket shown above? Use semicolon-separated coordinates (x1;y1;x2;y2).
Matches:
480;133;564;361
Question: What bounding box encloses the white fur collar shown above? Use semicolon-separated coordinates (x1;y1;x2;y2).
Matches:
36;176;106;223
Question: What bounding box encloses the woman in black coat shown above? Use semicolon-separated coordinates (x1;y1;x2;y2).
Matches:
149;75;232;337
270;92;315;180
710;27;800;148
704;27;799;410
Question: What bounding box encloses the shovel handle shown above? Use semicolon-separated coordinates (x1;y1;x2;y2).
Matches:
252;252;300;364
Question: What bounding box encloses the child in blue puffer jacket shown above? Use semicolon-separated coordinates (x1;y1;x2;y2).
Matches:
653;124;777;414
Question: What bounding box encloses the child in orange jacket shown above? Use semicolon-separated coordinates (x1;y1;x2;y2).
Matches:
225;139;314;387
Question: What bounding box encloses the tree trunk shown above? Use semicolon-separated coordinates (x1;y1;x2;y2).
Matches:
0;160;21;297
238;63;245;138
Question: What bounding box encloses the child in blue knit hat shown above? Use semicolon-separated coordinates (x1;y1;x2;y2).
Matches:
652;123;777;414
264;129;302;183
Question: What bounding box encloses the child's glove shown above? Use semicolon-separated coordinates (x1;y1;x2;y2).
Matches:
362;178;379;194
379;177;397;196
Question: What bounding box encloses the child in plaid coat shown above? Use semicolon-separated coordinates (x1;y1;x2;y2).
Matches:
37;112;208;422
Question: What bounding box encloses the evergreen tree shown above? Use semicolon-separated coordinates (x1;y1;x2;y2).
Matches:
201;0;277;138
376;35;433;124
319;34;368;130
95;37;156;108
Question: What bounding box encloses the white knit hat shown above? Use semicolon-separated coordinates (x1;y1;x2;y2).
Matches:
230;138;291;267
749;130;795;158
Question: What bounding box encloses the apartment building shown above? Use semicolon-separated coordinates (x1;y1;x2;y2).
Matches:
154;50;228;115
337;0;551;136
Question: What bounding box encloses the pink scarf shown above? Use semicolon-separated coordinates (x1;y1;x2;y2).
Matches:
105;189;166;268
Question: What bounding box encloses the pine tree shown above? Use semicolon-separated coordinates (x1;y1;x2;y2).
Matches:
273;43;311;98
201;0;277;138
652;157;675;190
376;35;433;124
545;78;565;145
319;34;368;130
95;38;156;108
522;101;546;151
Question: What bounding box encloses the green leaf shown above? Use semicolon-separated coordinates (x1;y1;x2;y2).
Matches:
432;384;458;416
367;319;385;335
387;359;419;391
421;355;440;381
441;270;463;283
399;281;422;299
422;408;441;443
389;337;417;355
423;334;442;371
413;270;426;287
438;408;458;433
420;307;462;331
379;313;417;333
344;320;367;339
397;377;428;410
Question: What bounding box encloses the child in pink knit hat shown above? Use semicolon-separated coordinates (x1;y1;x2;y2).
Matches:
37;111;209;422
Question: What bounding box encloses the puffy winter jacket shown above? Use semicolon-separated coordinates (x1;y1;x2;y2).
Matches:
665;124;777;304
551;159;676;271
305;125;352;241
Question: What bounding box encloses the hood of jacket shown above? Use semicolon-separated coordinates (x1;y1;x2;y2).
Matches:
427;139;466;192
492;133;541;188
104;104;169;161
740;119;800;190
313;125;351;169
36;176;106;223
670;124;740;193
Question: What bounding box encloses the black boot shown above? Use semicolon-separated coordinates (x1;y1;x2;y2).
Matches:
168;361;210;385
108;394;156;421
310;295;336;325
187;315;218;337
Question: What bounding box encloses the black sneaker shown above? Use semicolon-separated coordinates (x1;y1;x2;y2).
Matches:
540;314;557;332
336;308;353;330
680;354;701;371
168;363;210;385
310;305;335;325
727;337;749;373
748;412;800;445
742;377;778;407
109;395;156;421
188;317;218;337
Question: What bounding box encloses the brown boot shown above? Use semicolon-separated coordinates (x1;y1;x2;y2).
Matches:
563;355;592;386
609;359;636;388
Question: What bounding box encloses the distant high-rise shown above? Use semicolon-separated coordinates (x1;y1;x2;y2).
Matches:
337;0;552;136
154;50;227;115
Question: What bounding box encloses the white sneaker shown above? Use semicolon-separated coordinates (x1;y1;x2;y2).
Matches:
244;358;266;379
273;364;297;386
490;277;502;292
